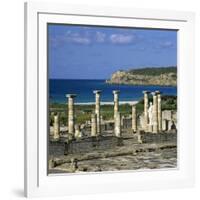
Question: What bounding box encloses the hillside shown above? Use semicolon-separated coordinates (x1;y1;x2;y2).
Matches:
106;66;177;86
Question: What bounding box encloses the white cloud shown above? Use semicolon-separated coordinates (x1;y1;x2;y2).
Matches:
160;41;174;48
51;30;139;46
95;31;106;43
110;34;134;44
64;32;91;44
71;36;91;44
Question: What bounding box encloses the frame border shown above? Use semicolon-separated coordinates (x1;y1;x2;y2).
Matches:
25;2;195;197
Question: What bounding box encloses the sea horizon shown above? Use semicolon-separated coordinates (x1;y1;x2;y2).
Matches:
49;79;177;104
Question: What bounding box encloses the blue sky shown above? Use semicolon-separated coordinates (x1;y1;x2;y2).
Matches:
48;24;177;79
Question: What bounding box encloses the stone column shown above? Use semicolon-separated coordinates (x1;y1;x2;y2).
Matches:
53;113;60;139
152;92;158;133
93;90;101;134
114;112;121;137
113;90;120;120
91;113;97;137
66;94;76;136
50;112;54;136
121;115;125;129
143;91;149;131
132;104;137;132
156;91;162;132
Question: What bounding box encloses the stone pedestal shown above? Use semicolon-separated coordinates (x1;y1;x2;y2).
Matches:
137;130;143;144
168;120;172;131
148;124;153;132
163;119;168;131
113;90;120;120
114;112;121;137
53;114;60;139
132;104;137;132
74;124;82;139
49;159;55;168
143;91;150;132
93;90;101;134
152;92;158;133
91;113;97;137
66;94;76;137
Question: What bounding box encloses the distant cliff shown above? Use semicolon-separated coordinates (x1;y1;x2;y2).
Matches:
106;67;177;86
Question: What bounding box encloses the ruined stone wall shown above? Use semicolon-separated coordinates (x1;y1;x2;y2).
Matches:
140;132;177;144
162;110;177;131
49;141;65;156
65;136;123;154
122;117;132;129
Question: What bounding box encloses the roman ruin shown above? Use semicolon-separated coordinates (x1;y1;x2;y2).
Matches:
52;90;176;139
114;111;121;137
132;104;137;132
152;92;158;133
156;91;162;131
113;90;120;119
143;91;150;132
53;113;60;139
91;113;97;137
49;90;177;173
93;90;101;135
66;94;76;137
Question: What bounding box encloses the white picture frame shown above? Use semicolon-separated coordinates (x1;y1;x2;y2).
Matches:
24;2;195;197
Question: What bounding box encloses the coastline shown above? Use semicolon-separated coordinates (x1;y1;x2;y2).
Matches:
50;80;177;105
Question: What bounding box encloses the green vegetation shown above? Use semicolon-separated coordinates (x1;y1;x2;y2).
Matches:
49;104;132;125
49;95;177;125
128;66;177;76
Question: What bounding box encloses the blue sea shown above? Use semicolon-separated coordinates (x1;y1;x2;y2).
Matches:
49;79;177;104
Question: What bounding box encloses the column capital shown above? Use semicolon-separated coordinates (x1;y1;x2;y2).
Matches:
93;90;101;94
151;92;156;96
143;90;150;94
155;90;162;95
66;94;77;98
113;90;120;94
54;112;59;116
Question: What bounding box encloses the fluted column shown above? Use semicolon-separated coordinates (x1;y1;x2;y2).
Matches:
132;104;137;132
91;113;97;137
66;94;76;136
114;112;121;137
113;90;120;120
53;113;60;139
152;92;158;133
93;90;101;134
143;91;150;131
156;91;162;132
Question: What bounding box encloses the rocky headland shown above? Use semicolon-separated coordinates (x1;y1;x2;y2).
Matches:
106;66;177;86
